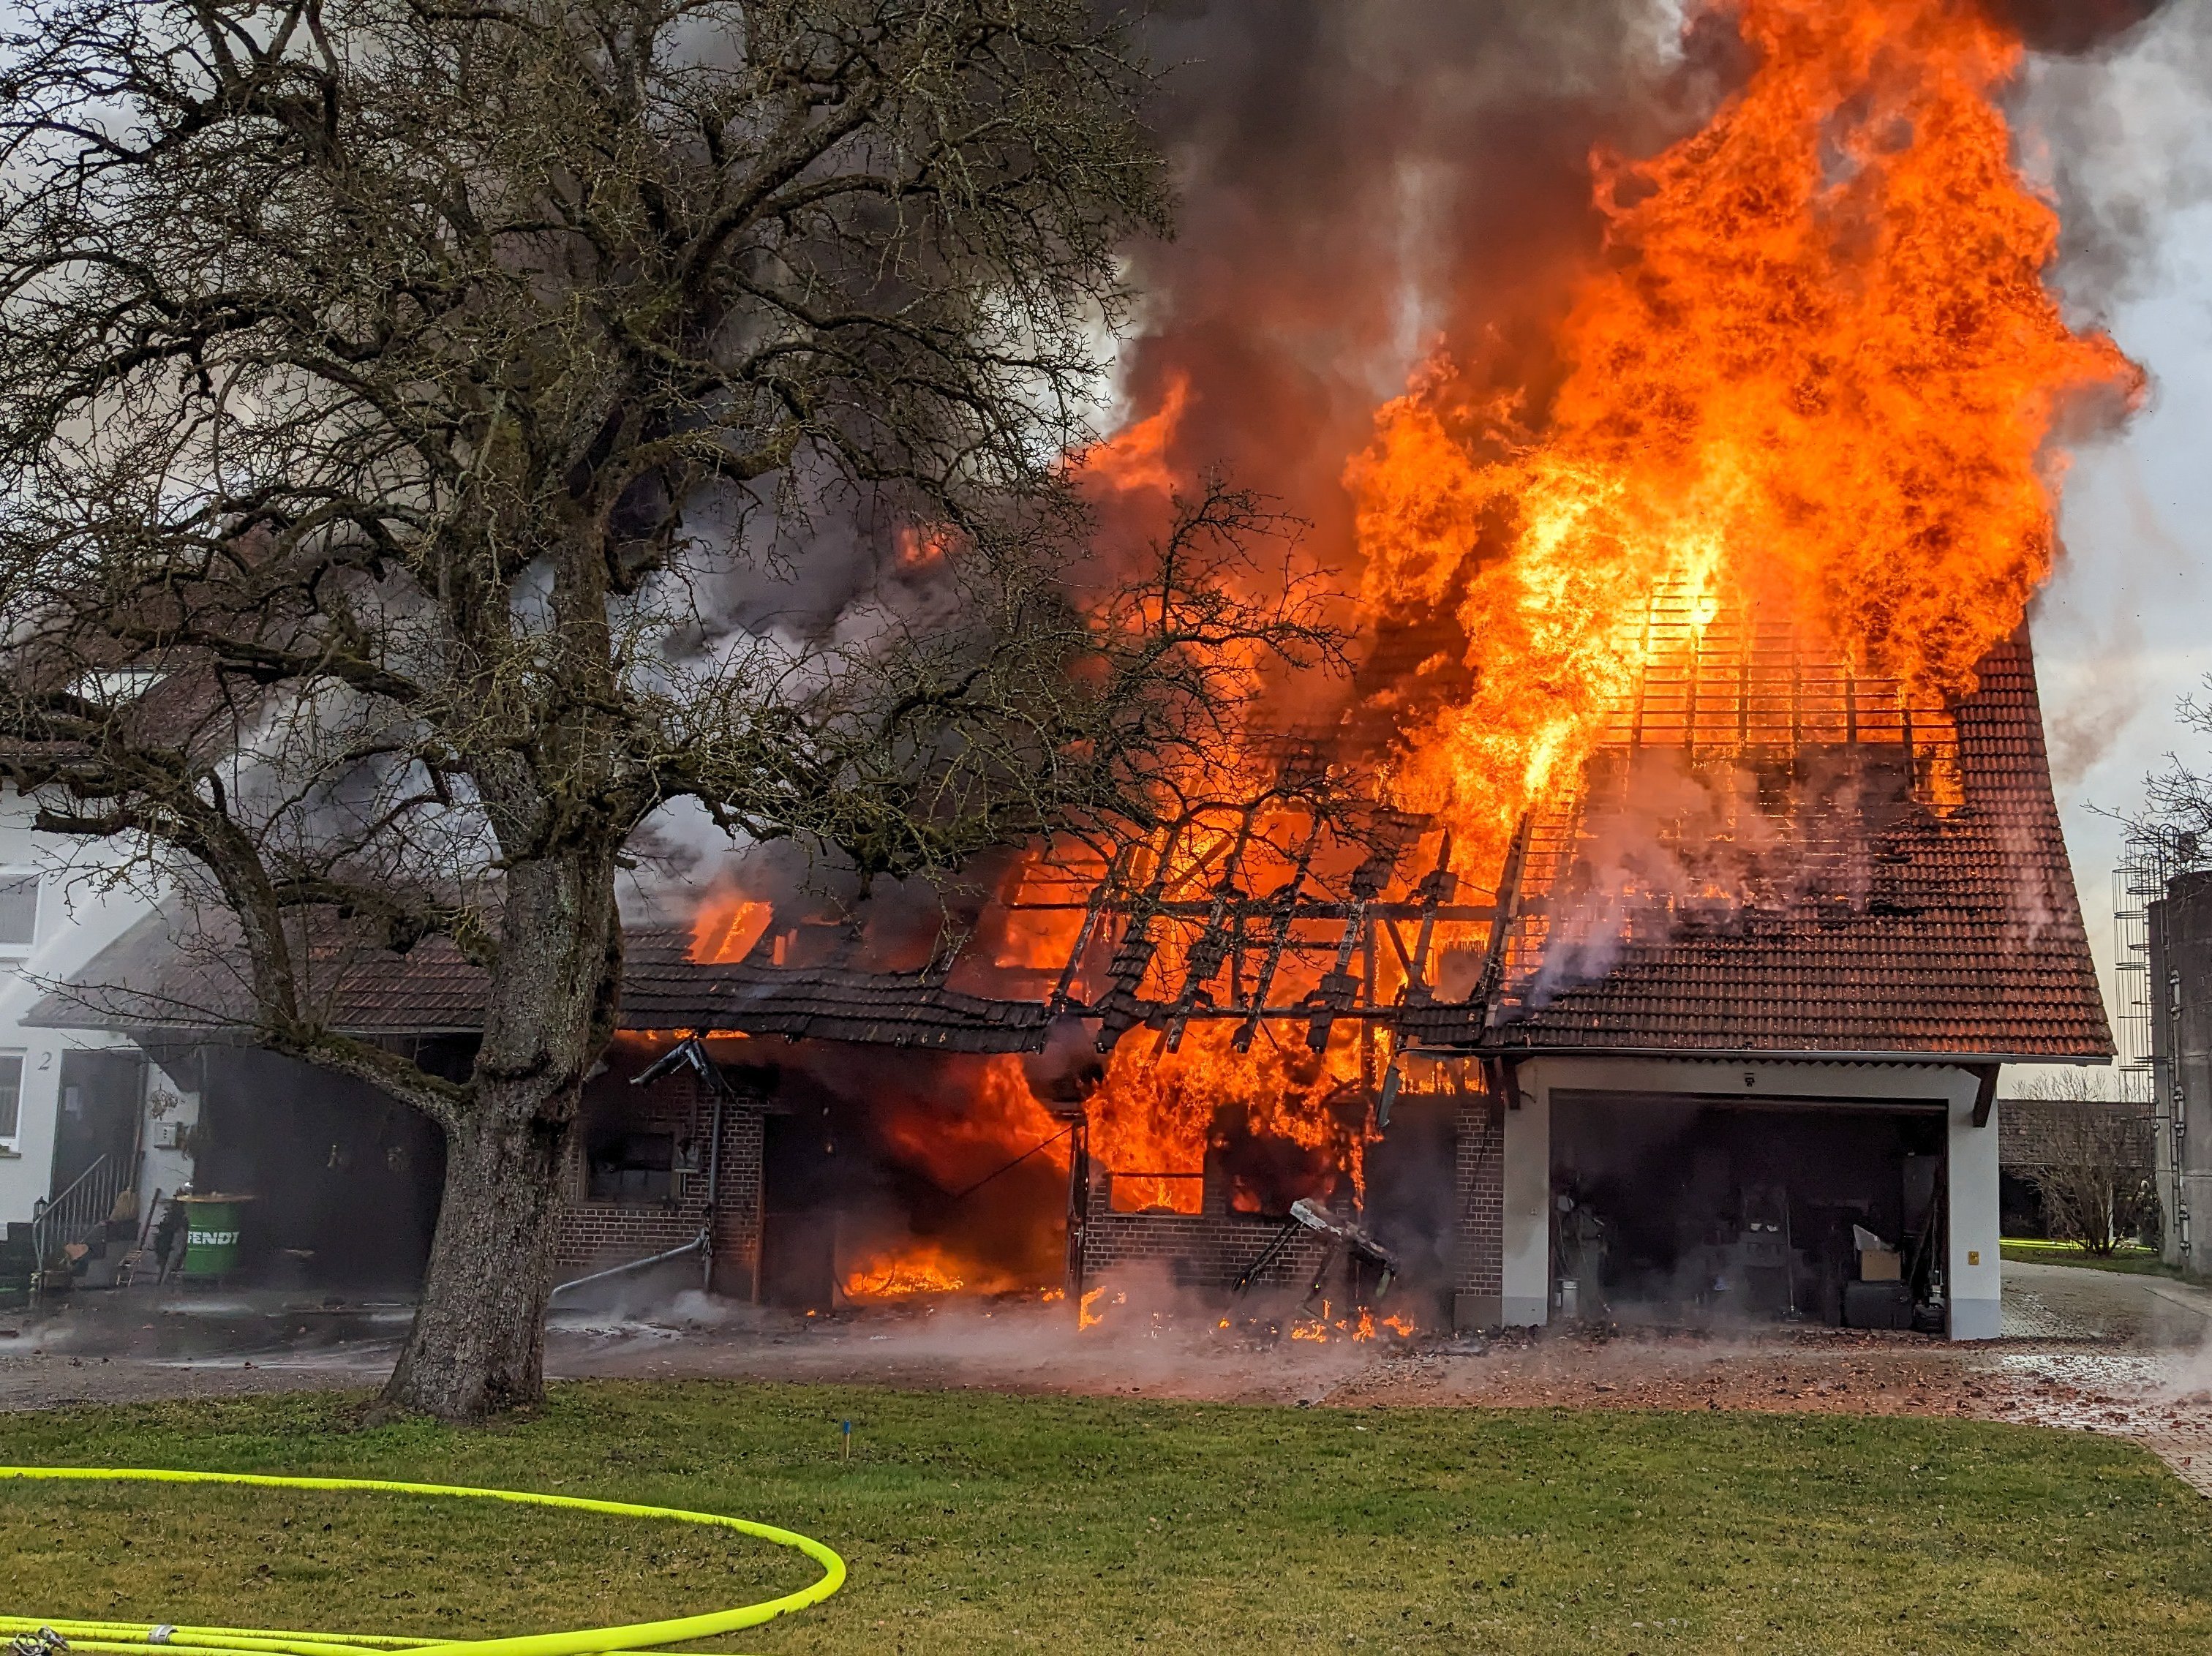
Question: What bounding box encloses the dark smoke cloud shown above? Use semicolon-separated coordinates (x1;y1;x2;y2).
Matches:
1121;1;1717;568
1982;0;2170;56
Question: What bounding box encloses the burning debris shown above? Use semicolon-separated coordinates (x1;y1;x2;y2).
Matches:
1234;1199;1402;1308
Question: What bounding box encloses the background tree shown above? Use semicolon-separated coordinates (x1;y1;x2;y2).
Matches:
2131;680;2212;872
0;0;1331;1419
2013;1072;2157;1256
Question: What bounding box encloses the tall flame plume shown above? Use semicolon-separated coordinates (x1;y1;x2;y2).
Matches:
1350;0;2140;885
1070;0;2140;1220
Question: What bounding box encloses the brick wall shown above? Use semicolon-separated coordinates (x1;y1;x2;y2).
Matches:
1079;1091;1512;1317
550;1069;767;1298
1079;1156;1335;1292
1453;1094;1504;1325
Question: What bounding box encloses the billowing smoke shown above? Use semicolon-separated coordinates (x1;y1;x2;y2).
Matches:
1979;0;2168;56
1119;1;1712;572
2009;0;2212;310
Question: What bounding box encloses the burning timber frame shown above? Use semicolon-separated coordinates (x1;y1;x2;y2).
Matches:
1007;579;1983;1077
1017;803;1524;1056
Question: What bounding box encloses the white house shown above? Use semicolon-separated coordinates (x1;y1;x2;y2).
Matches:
0;786;196;1253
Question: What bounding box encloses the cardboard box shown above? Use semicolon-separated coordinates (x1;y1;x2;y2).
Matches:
1859;1247;1902;1282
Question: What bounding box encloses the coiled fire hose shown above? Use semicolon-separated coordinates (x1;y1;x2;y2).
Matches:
0;1467;846;1656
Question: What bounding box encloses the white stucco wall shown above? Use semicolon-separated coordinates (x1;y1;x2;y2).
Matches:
1947;1092;2003;1339
1500;1086;1550;1327
0;785;167;1228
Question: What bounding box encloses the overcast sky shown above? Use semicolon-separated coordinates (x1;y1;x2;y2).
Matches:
2017;7;2212;1083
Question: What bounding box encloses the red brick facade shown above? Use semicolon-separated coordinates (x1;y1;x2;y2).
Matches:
549;1070;767;1298
1076;1095;1512;1322
1077;1153;1340;1294
1453;1095;1504;1327
546;1068;1512;1318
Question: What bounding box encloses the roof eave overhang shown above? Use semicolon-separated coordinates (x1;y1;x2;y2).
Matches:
1406;1044;2115;1066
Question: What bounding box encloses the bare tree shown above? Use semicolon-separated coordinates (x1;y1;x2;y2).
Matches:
2129;684;2212;871
2013;1072;2156;1256
0;0;1333;1419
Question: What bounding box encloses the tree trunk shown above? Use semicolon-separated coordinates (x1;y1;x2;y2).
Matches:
380;854;622;1420
379;1101;569;1419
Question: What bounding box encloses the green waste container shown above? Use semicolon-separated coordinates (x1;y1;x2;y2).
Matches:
178;1194;252;1279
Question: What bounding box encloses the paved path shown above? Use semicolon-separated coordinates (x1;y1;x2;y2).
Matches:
2001;1258;2212;1344
1987;1260;2212;1495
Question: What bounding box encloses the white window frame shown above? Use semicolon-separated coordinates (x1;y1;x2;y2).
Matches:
0;870;37;956
0;1051;24;1146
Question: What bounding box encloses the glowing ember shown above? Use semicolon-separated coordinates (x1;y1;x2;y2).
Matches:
841;1241;1031;1303
1279;1303;1415;1344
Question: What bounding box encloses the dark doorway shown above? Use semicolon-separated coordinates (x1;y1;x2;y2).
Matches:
50;1050;144;1198
759;1110;844;1308
192;1047;444;1290
1364;1094;1459;1322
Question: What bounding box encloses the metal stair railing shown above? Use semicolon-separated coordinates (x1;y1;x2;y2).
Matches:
29;1153;127;1298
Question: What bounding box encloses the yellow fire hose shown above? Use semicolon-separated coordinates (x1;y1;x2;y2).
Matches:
0;1467;846;1656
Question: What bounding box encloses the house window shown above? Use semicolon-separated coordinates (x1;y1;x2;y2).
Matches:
587;1132;674;1203
0;1054;21;1139
0;875;34;949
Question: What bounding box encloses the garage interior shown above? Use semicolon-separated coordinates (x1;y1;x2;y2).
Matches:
1549;1090;1948;1332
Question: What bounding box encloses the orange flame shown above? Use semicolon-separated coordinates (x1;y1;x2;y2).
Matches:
1350;0;2141;884
895;522;954;572
691;891;772;965
873;1055;1069;1195
1084;1023;1366;1213
841;1240;1033;1302
1079;373;1191;496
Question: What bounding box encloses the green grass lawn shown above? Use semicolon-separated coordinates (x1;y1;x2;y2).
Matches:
2001;1238;2190;1277
1;1382;2208;1655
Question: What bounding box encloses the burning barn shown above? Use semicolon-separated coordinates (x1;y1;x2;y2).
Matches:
21;583;2109;1341
930;587;2104;1341
5;0;2131;1341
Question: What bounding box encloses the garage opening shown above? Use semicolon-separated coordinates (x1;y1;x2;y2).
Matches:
1549;1091;1947;1331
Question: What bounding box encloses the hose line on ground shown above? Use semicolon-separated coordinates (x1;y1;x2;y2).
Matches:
0;1466;846;1656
